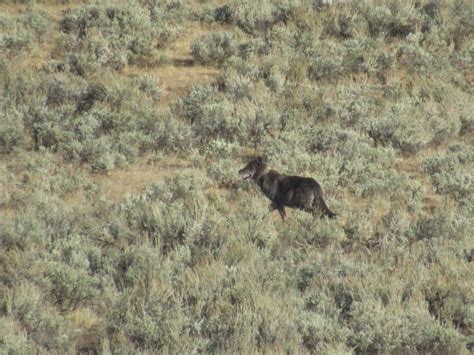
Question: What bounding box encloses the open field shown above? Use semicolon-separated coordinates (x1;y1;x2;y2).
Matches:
1;0;473;353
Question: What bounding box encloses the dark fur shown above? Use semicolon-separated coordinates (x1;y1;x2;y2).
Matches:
239;157;336;221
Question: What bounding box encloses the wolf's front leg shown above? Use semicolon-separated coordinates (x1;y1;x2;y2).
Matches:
277;206;286;221
270;202;286;221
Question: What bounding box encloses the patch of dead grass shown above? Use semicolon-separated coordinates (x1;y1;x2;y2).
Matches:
89;155;190;202
123;22;222;101
124;64;217;102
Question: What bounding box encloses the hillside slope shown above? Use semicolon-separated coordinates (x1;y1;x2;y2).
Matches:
1;1;473;353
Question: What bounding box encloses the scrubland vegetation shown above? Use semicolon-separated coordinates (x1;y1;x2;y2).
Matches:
1;0;473;353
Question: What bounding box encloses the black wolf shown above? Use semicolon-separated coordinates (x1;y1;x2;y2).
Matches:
239;157;336;221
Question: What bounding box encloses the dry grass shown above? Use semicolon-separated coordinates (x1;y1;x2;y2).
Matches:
123;22;221;101
0;206;16;221
90;155;191;202
124;64;217;102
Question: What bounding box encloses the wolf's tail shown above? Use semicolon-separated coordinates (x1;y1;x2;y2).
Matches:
316;195;337;219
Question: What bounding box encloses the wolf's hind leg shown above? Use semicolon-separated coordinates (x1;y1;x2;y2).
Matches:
277;205;286;221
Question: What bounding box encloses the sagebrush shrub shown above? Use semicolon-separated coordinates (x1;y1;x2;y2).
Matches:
191;32;238;65
214;0;296;34
321;6;369;39
17;10;51;42
134;75;162;101
217;67;255;100
396;33;434;74
13;70;190;170
0;31;32;58
58;2;179;70
138;0;191;22
0;109;25;154
306;125;399;197
0;317;32;354
45;264;101;312
422;144;473;200
359;96;461;154
0;9;51;58
358;2;428;38
179;84;218;123
307;40;346;81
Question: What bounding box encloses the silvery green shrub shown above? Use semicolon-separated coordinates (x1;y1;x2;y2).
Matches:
192;32;238;65
0;31;32;58
134;75;162;101
0;109;24;154
58;2;178;70
423;144;473;200
214;0;297;35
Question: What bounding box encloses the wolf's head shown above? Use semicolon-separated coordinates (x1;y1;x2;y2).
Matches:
239;156;266;180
